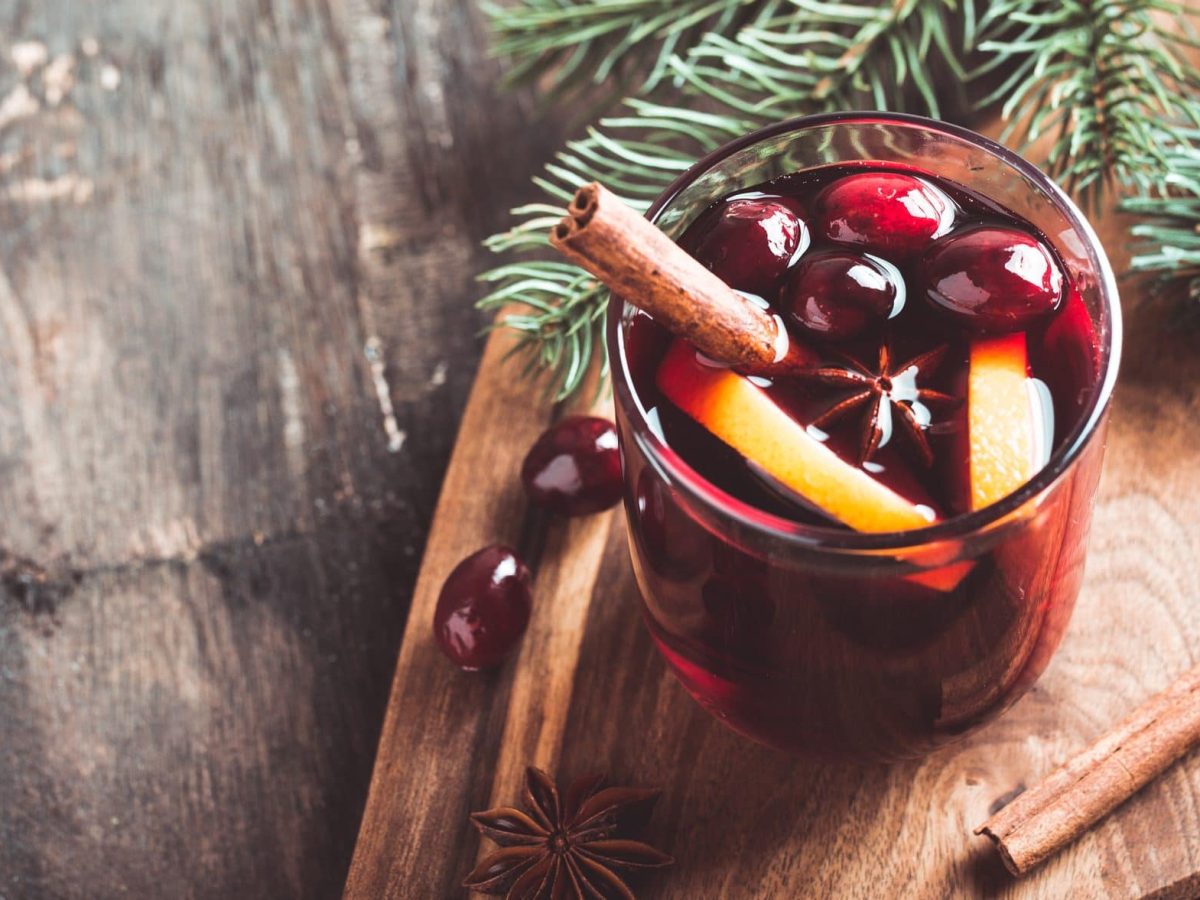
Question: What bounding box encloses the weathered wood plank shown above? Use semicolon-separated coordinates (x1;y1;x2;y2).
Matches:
0;1;558;897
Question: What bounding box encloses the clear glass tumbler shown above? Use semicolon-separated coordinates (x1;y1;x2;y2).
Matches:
608;113;1121;760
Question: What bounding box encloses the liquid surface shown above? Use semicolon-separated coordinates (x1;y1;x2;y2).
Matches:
629;163;1100;528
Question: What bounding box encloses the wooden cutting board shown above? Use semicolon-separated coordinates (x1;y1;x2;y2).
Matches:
342;213;1200;899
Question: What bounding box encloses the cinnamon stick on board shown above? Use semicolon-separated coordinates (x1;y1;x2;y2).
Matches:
549;182;804;374
977;663;1200;875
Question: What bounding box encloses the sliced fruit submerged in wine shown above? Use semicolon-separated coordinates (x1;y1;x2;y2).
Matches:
656;338;938;532
967;333;1052;511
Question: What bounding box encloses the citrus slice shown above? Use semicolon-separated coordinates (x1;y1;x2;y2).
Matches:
656;339;937;533
905;560;976;593
967;333;1049;511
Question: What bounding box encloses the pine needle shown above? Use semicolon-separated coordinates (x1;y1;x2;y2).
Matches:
1122;134;1200;306
980;0;1200;208
484;0;759;97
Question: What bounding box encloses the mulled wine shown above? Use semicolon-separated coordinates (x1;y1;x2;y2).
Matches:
611;117;1118;759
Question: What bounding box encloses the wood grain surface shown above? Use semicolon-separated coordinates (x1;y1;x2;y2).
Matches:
0;2;559;898
344;201;1200;897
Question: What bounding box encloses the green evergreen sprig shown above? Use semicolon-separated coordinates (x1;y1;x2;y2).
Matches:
674;0;978;119
1122;136;1200;304
480;0;1200;399
979;0;1200;207
484;0;759;99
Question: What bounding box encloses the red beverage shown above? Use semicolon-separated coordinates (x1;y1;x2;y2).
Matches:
611;116;1119;760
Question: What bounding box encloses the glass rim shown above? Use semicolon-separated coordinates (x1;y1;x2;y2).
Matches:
607;110;1122;554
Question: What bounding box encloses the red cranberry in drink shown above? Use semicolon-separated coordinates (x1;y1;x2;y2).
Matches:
689;198;808;297
920;226;1064;333
634;468;709;580
521;416;622;516
433;544;532;670
816;173;953;260
781;250;902;341
702;573;775;655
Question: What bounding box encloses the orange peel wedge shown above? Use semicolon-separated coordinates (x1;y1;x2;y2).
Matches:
968;333;1046;512
657;339;938;533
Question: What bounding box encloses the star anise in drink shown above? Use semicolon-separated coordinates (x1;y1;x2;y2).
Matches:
463;767;673;899
797;342;957;467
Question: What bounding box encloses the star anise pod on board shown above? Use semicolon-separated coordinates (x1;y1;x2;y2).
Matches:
463;767;674;899
796;342;958;468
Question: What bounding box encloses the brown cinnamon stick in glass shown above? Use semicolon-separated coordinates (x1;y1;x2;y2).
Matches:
976;663;1200;875
549;182;802;374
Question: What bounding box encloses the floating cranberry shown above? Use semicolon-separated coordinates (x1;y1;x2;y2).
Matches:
433;544;532;671
634;468;709;580
816;173;954;260
919;226;1064;333
521;416;622;516
781;250;902;340
702;573;775;656
689;197;809;297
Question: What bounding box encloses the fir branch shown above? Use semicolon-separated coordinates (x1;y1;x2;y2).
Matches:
1121;137;1200;304
484;0;757;98
476;262;611;398
674;0;976;119
978;0;1200;207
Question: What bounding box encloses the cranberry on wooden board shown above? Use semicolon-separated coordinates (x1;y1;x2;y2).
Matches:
433;545;532;671
920;226;1064;333
816;173;954;260
781;250;902;340
689;197;809;297
521;416;622;516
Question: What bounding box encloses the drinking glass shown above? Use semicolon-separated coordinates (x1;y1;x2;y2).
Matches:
608;113;1121;760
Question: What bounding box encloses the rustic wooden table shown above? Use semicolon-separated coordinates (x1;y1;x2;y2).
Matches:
0;3;557;898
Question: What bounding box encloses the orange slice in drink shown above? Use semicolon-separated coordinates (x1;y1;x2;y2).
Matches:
656;339;938;533
967;333;1050;512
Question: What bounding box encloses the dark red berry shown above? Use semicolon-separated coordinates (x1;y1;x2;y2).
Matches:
689;197;809;297
781;250;902;340
919;226;1064;333
633;469;709;580
433;545;532;671
702;573;775;655
521;416;622;516
816;173;954;260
